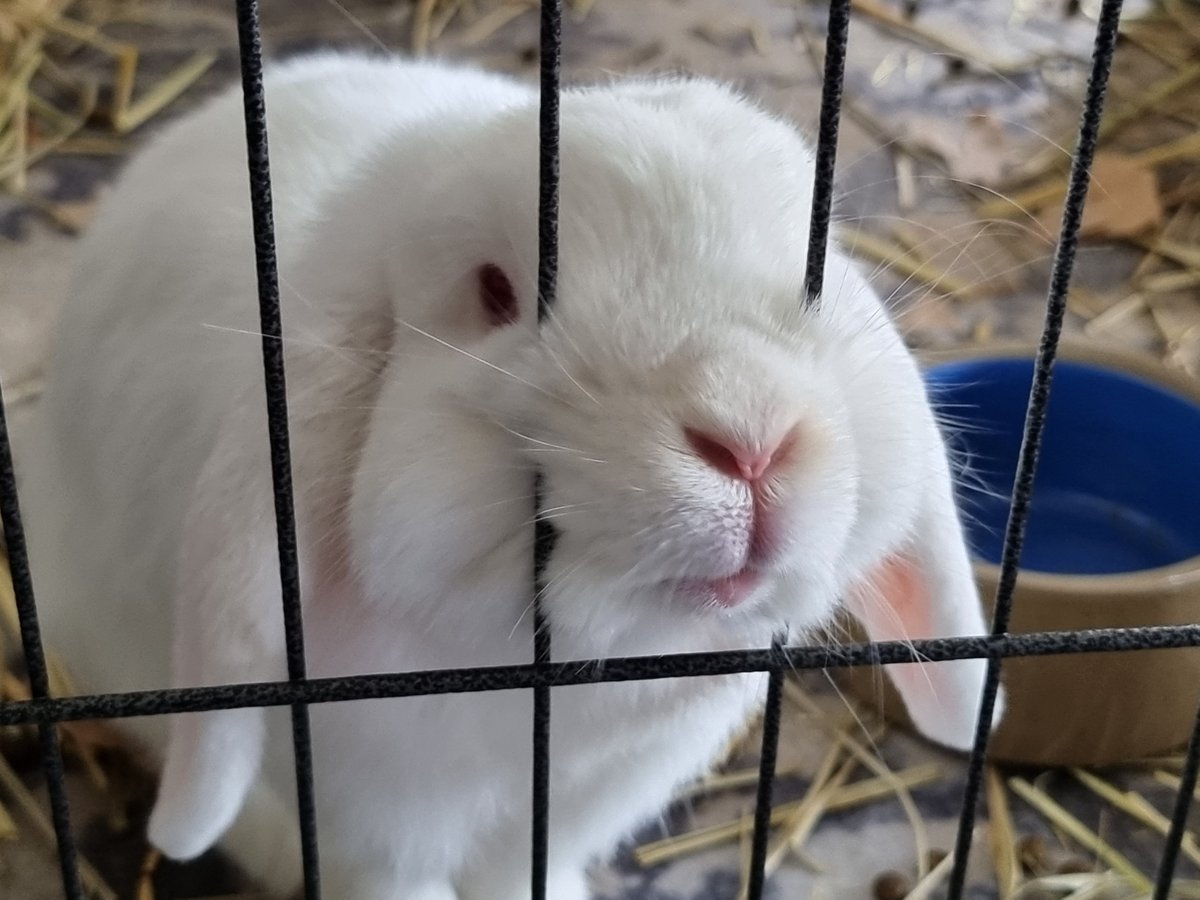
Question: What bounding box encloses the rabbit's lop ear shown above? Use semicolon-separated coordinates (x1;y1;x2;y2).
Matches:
845;469;1003;752
148;432;287;860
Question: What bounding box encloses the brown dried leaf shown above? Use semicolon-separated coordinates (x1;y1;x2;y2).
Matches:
901;113;1013;188
1038;153;1164;240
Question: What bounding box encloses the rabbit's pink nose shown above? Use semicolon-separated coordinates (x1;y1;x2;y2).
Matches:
684;426;792;483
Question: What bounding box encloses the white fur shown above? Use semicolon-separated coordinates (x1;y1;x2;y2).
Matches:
18;52;1002;898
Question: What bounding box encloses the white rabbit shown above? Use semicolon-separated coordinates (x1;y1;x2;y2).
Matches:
18;51;1003;900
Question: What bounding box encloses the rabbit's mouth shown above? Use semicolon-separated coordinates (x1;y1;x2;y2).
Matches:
675;567;766;609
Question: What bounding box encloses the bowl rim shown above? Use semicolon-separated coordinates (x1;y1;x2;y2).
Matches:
917;338;1200;595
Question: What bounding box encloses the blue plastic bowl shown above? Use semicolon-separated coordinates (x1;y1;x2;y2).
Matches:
925;348;1200;577
848;343;1200;765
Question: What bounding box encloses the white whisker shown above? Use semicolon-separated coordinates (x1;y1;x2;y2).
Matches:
323;0;392;52
391;316;564;402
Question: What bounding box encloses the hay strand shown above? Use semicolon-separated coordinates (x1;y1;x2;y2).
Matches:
986;766;1022;899
1071;768;1200;868
460;0;536;47
0;0;217;213
632;763;944;867
0;795;16;840
906;846;957;900
1154;769;1200;802
1008;777;1153;894
135;847;160;900
110;51;218;134
743;755;857;898
0;752;118;900
785;682;933;879
979;132;1200;220
834;226;985;302
735;738;854;899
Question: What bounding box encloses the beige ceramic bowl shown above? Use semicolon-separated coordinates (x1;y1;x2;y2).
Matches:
844;341;1200;767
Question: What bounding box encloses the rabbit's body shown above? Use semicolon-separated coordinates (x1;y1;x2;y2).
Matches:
20;53;999;899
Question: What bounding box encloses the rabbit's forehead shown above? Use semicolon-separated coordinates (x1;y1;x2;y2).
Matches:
542;222;813;355
552;166;812;281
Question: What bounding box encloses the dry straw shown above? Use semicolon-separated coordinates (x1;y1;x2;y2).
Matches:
0;0;218;211
1008;776;1153;894
806;0;1200;366
987;766;1022;899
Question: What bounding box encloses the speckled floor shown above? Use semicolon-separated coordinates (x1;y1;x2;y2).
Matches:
2;1;1196;898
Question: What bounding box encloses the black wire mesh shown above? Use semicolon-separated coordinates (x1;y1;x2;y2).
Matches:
803;0;852;308
5;1;1200;899
531;1;563;896
231;1;321;895
1;625;1199;729
1157;704;1200;899
0;390;82;898
744;637;787;900
947;0;1126;894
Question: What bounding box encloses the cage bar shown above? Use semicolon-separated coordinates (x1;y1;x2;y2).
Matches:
946;1;1126;896
1155;701;1200;899
530;1;564;895
733;2;854;887
742;0;854;882
232;0;322;895
0;392;83;898
3;626;1198;730
744;637;787;900
803;0;852;308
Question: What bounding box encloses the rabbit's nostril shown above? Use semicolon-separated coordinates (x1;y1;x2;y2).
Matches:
684;426;792;482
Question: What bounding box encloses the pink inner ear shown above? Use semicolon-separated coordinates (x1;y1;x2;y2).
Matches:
861;552;933;640
477;263;517;327
855;553;953;741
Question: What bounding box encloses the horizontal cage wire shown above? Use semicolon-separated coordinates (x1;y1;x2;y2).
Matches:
1;0;1199;899
5;627;1200;729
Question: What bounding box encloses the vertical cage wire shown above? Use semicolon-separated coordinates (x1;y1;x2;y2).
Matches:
0;394;83;898
803;0;852;307
744;637;787;900
947;1;1125;896
742;2;852;888
531;1;563;897
531;472;555;900
1155;702;1200;898
232;0;321;896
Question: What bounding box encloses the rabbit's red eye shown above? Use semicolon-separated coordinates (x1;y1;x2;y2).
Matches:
478;263;517;328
